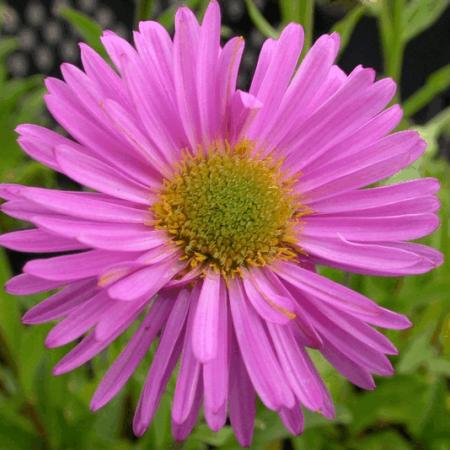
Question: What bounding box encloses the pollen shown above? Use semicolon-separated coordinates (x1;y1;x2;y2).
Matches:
152;141;307;276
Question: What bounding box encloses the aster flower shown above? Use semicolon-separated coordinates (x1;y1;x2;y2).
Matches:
0;1;443;446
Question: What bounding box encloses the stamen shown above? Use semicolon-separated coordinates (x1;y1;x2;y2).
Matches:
152;140;308;276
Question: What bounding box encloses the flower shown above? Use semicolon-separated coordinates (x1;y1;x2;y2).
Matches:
0;1;443;446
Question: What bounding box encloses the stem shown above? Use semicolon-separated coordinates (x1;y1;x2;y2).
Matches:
379;0;405;101
172;441;185;450
298;0;314;55
134;0;154;27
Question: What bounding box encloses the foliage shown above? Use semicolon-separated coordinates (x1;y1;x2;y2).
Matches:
1;1;449;449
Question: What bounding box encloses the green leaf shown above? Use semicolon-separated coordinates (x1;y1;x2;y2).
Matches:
0;402;42;450
397;327;434;374
403;0;449;42
0;37;17;61
244;0;279;39
350;430;411;450
332;5;367;57
59;7;106;58
0;248;21;353
403;65;450;117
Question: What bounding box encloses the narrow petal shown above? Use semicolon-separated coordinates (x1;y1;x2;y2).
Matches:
171;377;203;441
133;289;190;436
263;34;338;151
0;229;87;253
22;279;98;324
24;250;138;281
320;335;375;390
203;281;229;419
173;6;201;148
278;404;304;435
21;188;150;223
309;178;440;213
301;234;435;276
267;322;334;416
191;271;222;362
55;145;154;204
228;278;295;410
197;0;221;142
229;332;256;448
302;213;439;242
108;255;184;301
90;295;173;410
299;131;426;202
274;261;411;329
172;290;202;424
5;273;65;295
45;290;112;348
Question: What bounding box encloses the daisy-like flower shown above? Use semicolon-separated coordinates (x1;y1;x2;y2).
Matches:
0;1;443;446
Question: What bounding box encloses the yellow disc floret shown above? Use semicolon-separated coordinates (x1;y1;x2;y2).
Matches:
152;141;306;276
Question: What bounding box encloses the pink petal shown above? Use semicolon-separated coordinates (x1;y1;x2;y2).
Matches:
45;290;112;348
229;332;256;448
107;255;183;301
5;273;65;295
173;6;201;149
133;289;190;436
22;279;98;324
172;290;202;424
274;261;411;329
301;234;436;276
203;281;229;418
55;145;154;204
171;378;203;440
267;322;334;416
0;229;87;252
191;271;222;362
298;131;426;202
21;188;150;223
24;250;138;282
228;278;295;410
278;404;304;435
302;213;439;242
90;295;173;410
309;178;440;213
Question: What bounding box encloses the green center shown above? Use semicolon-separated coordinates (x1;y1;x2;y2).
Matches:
152;142;300;275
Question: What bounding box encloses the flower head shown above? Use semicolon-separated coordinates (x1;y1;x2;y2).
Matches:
0;1;443;446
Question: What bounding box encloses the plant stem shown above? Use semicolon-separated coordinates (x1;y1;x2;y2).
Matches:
298;0;314;54
172;441;185;450
134;0;154;27
379;0;405;101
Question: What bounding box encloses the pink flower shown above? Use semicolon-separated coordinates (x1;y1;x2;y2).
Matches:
0;1;442;446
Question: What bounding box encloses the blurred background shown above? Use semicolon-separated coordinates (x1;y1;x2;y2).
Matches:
0;1;449;449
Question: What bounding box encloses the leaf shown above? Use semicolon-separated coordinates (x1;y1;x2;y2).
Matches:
350;430;411;450
427;358;450;376
0;248;21;353
0;37;17;61
403;65;450;117
397;327;434;374
59;7;106;58
0;402;42;450
403;0;449;42
332;5;367;57
414;105;450;157
244;0;279;39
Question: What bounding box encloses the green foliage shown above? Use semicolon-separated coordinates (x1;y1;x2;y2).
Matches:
0;1;449;449
59;7;107;58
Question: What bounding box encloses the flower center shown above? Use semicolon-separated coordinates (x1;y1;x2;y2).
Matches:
152;141;305;275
